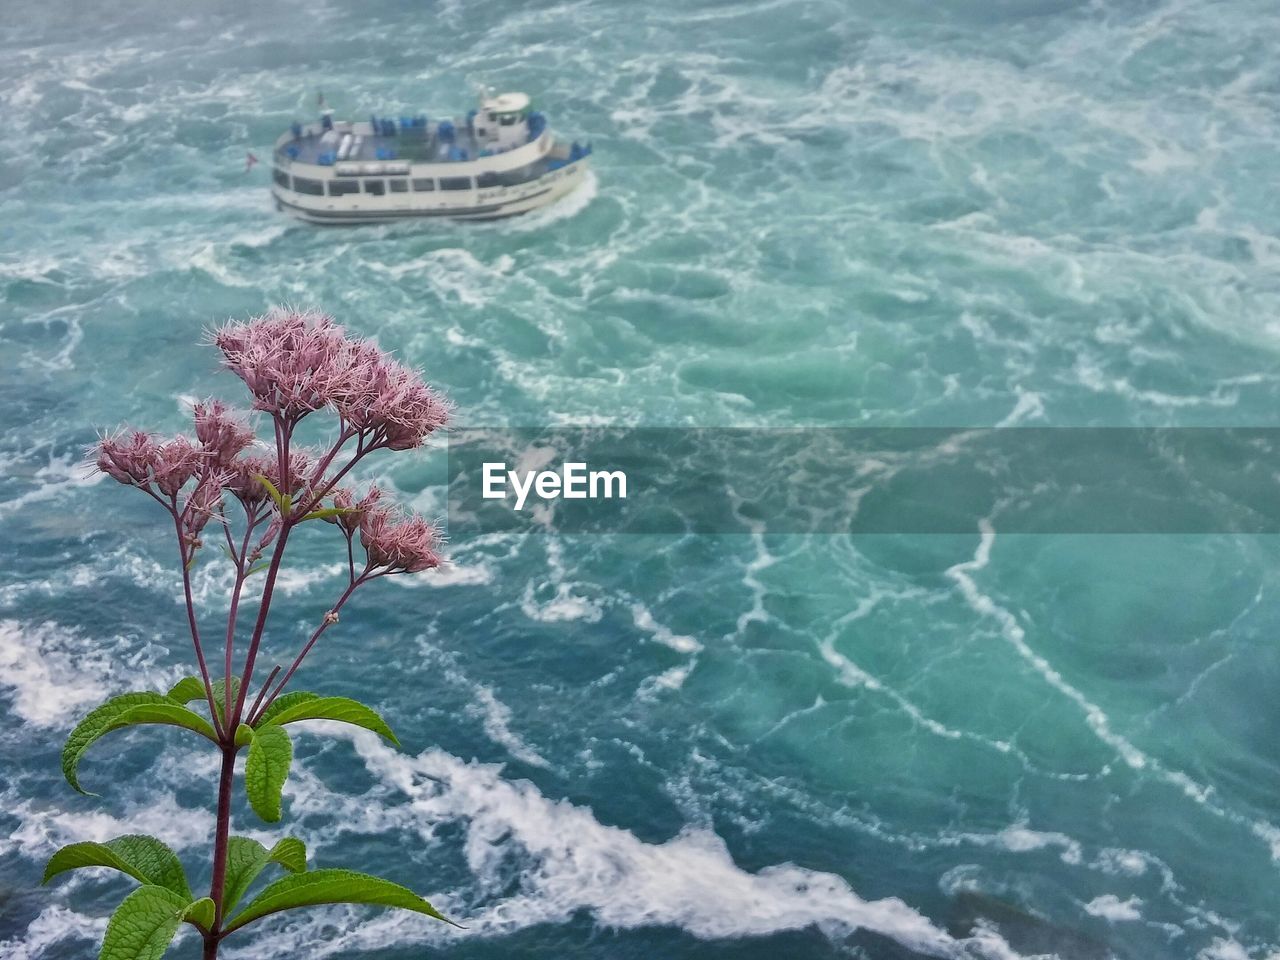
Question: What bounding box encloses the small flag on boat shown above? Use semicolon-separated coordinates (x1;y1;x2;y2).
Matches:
244;151;259;172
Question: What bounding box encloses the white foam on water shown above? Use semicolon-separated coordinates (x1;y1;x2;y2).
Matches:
519;539;603;623
1196;939;1269;960
0;907;106;960
495;170;599;233
947;520;1280;862
238;733;1025;959
815;589;1038;765
0;620;169;729
0;449;101;519
974;824;1083;866
412;559;494;587
1092;847;1150;877
2;790;214;862
1084;895;1143;922
630;602;701;654
432;658;550;768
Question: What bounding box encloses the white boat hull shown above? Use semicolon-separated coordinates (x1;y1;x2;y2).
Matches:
272;158;589;225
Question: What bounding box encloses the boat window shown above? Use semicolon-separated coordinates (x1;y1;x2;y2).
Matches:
327;180;360;196
500;115;516;126
412;178;436;191
272;169;291;189
439;176;472;191
477;165;540;189
293;177;324;196
364;179;385;196
388;178;409;193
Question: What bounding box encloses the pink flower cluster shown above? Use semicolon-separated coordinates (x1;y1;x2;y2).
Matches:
94;308;446;580
358;505;442;574
213;308;449;450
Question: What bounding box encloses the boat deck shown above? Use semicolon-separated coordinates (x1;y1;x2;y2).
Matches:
281;125;498;165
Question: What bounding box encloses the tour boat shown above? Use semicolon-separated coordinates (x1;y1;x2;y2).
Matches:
270;90;592;224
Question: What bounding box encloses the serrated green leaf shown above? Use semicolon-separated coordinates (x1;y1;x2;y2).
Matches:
182;897;215;932
164;677;206;705
224;868;455;934
269;836;307;874
244;725;292;823
221;835;308;915
260;696;398;745
43;836;191;899
63;695;218;795
210;677;242;728
254;473;284;510
253;691;319;728
99;885;189;960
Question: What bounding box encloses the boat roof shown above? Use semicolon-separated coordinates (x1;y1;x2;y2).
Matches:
484;92;530;115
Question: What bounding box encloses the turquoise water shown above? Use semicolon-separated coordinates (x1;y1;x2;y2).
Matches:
3;0;1280;957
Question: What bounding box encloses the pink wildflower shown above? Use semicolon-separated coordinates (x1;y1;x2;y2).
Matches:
193;400;255;464
95;431;158;487
225;449;315;505
182;473;227;539
212;308;349;419
212;308;448;447
150;437;204;497
329;485;382;535
225;454;275;505
359;506;442;574
330;347;449;451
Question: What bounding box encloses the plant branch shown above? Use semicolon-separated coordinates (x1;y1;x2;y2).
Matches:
228;417;295;730
172;502;224;740
244;664;281;725
251;573;369;722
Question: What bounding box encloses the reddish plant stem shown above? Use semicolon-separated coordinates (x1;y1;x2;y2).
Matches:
205;740;236;956
244;664;281;724
251;573;369;723
294;446;365;518
305;425;357;495
173;507;224;740
221;508;263;720
228;417;296;729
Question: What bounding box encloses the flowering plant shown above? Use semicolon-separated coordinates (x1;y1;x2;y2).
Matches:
48;309;456;960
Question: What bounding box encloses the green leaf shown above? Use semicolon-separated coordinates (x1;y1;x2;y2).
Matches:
221;836;308;915
254;473;284;510
300;506;354;522
43;836;191;899
246;561;270;576
253;691;319;728
224;868;456;934
233;723;254;748
63;694;218;795
210;677;242;727
269;836;307;873
244;725;292;822
164;677;206;705
99;885;190;960
182;897;215;932
260;696;398;745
